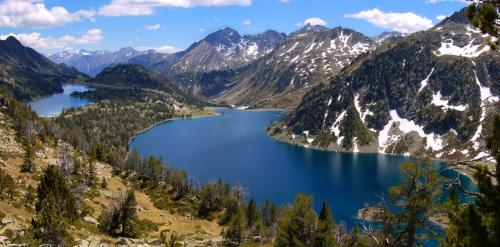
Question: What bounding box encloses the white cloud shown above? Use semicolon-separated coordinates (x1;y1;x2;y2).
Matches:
303;17;327;26
242;20;252;27
0;29;104;50
0;0;96;28
276;0;290;3
99;0;252;16
137;44;178;54
145;24;162;30
436;15;448;21
345;9;433;33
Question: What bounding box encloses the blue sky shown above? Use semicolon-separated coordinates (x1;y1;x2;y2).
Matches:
0;0;469;53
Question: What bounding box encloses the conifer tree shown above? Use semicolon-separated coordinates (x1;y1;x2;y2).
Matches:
20;142;35;173
382;159;443;247
315;202;336;247
442;115;500;247
36;165;78;221
247;198;259;228
274;194;317;247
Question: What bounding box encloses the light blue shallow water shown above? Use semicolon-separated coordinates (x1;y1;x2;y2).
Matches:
28;84;92;117
130;108;476;233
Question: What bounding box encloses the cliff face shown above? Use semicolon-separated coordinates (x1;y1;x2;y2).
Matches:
269;9;499;161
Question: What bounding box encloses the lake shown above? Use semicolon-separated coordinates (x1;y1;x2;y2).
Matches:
130;108;476;229
28;84;93;117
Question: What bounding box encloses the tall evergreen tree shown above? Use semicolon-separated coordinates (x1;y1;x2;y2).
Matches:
35;165;78;221
274;194;317;247
382;160;443;247
315;202;336;247
247;198;259;228
442;115;500;247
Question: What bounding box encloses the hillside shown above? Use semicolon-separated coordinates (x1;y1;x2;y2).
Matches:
269;8;499;161
0;37;89;101
93;64;196;105
0;90;222;246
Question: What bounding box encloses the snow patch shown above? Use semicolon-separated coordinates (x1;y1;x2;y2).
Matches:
419;68;434;92
433;38;490;58
431;91;467;111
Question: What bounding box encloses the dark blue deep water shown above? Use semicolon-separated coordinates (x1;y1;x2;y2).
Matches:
130;108;476;231
28;84;93;117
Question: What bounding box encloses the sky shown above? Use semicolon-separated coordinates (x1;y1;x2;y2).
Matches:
0;0;470;54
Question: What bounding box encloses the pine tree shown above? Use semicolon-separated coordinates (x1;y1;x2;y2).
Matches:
247;198;259;228
442;115;500;247
20;142;35;173
36;165;78;221
383;159;443;247
274;194;317;247
315;202;336;247
30;194;74;246
224;206;247;246
261;199;278;227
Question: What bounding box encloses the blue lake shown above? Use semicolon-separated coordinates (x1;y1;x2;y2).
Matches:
130;108;476;229
28;84;93;117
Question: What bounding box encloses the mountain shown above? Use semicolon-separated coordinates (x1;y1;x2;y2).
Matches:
372;31;405;44
48;47;153;77
0;36;88;101
269;8;499;161
129;28;287;76
177;25;377;109
93;64;193;104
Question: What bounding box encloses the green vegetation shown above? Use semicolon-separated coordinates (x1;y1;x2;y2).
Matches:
467;0;499;49
442;115;500;247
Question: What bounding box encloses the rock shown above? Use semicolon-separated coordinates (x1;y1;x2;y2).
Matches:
83;216;99;226
115;238;133;246
1;216;15;225
146;238;163;245
0;236;9;245
79;239;90;247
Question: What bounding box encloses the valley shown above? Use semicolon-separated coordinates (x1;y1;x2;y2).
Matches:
0;1;499;247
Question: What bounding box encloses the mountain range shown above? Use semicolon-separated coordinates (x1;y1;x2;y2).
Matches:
48;47;154;77
269;8;499;161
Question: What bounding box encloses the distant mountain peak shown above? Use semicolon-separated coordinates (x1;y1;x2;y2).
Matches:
4;36;22;46
204;27;242;45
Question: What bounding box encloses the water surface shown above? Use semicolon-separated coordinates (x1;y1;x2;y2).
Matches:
28;84;93;117
131;108;475;228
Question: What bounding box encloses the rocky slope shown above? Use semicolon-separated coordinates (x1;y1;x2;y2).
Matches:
178;25;376;109
0;36;88;101
0;94;222;246
48;47;154;77
269;9;499;161
129;28;287;77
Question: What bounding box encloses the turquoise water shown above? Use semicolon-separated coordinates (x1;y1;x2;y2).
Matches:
28;84;93;117
130;108;476;230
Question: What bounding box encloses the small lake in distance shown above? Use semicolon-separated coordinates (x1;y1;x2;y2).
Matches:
28;84;93;117
130;108;476;229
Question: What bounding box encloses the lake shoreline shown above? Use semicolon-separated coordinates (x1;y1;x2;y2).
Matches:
265;122;485;183
127;108;220;147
